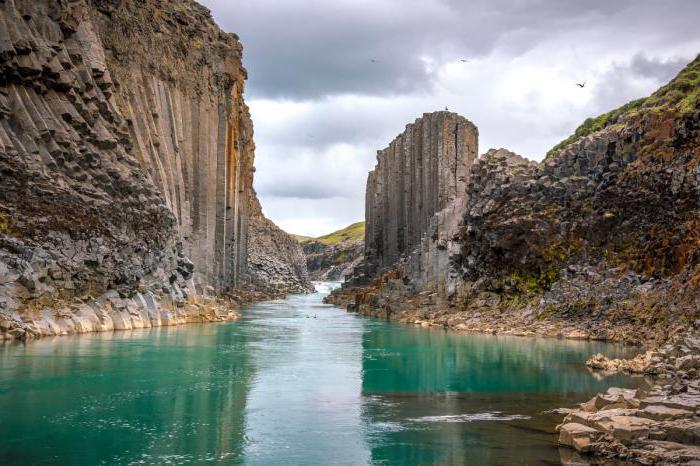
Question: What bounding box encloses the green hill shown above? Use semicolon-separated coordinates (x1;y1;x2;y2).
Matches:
316;221;365;245
293;221;365;245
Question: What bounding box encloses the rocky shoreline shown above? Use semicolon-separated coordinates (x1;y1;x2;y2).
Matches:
0;287;286;342
557;334;700;464
326;285;700;464
325;283;684;346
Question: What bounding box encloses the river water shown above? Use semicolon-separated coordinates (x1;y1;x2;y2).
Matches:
0;282;640;465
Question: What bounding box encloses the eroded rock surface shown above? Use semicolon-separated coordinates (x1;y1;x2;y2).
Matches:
303;239;363;281
245;199;314;295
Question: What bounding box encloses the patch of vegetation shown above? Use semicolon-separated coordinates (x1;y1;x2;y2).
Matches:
0;212;15;236
314;221;365;245
547;55;700;158
497;238;583;297
334;251;347;265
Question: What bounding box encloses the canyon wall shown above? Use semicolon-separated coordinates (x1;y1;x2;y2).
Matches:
303;239;364;281
0;0;310;339
361;111;478;292
95;0;254;293
245;198;314;294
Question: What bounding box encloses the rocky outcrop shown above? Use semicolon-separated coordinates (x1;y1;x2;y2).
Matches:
356;111;478;293
329;56;700;346
244;199;314;294
300;221;365;281
0;0;310;339
303;239;363;281
557;334;700;464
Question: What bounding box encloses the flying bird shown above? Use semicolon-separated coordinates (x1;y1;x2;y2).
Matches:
460;59;469;63
575;81;586;88
371;59;377;63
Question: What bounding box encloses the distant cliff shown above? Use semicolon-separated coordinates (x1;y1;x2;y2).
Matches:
330;56;700;345
0;0;310;339
300;222;364;281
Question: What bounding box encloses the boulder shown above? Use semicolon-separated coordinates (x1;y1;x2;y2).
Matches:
558;423;599;453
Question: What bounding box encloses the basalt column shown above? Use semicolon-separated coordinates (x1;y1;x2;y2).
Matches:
364;111;478;277
95;0;256;293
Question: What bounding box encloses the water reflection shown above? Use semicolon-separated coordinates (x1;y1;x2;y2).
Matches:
240;292;371;465
360;321;640;465
0;286;640;466
0;323;253;465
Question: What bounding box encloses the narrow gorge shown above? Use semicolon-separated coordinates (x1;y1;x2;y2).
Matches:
1;0;699;464
0;0;311;340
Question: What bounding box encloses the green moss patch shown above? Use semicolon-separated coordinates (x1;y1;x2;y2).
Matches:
315;221;365;245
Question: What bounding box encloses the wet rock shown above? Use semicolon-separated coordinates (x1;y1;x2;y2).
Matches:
559;330;700;463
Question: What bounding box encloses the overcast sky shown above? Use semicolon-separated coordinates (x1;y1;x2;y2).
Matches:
200;0;700;237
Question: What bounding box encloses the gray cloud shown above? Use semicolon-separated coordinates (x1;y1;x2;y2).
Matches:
587;53;690;117
628;54;690;81
200;0;697;100
259;180;348;200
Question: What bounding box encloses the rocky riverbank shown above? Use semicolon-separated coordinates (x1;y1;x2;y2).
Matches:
557;333;700;464
326;280;700;463
0;285;290;342
325;276;690;345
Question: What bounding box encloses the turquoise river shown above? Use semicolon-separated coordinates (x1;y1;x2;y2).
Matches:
0;283;641;465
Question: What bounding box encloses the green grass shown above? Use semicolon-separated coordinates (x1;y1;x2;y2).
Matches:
291;234;314;242
293;221;365;245
315;221;365;245
547;54;700;158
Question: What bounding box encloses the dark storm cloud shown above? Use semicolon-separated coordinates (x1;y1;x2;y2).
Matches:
199;0;698;100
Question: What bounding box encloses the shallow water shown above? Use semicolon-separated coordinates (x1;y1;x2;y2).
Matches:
0;283;641;465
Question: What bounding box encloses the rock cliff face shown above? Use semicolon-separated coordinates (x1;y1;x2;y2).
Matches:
96;0;256;293
330;56;700;345
300;221;365;281
245;198;314;294
303;239;364;281
359;111;478;292
0;0;310;339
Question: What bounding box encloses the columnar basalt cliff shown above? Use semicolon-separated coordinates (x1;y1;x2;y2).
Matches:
330;56;700;346
360;111;478;293
93;0;261;294
0;0;310;339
